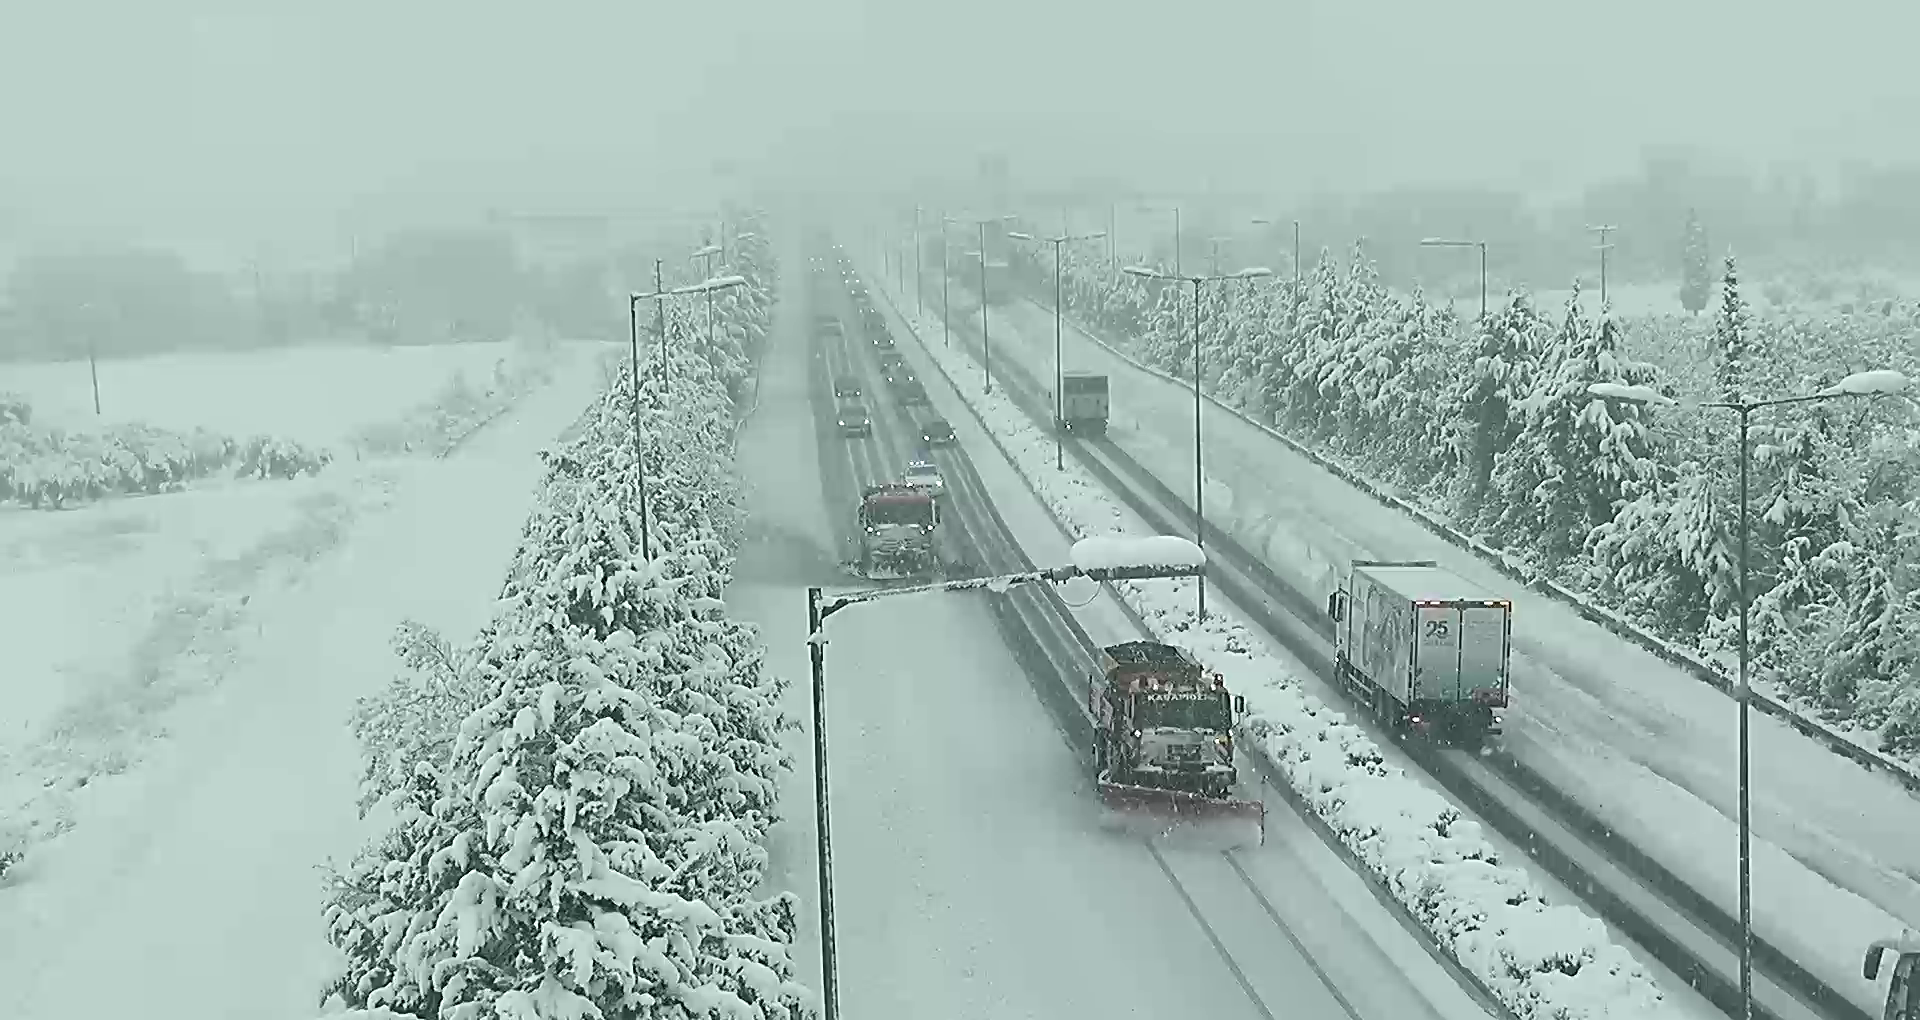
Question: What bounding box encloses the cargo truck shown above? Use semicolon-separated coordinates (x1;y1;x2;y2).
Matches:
1058;371;1109;435
1326;559;1511;745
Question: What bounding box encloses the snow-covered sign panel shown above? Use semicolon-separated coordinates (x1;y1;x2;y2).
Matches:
1071;534;1206;572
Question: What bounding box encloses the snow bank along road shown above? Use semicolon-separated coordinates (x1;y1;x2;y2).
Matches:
787;258;1494;1020
0;349;604;1020
877;266;1883;1020
993;289;1920;957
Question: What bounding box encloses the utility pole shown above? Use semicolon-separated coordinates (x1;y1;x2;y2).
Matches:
1108;202;1117;271
1293;220;1301;296
1589;224;1618;305
913;206;923;316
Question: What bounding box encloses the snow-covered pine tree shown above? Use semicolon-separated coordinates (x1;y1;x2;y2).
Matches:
348;621;486;815
1495;292;1662;568
1586;460;1731;638
1321;242;1388;455
1680;209;1711;315
1377;287;1461;494
1248;271;1300;427
1281;252;1341;436
1713;253;1750;402
382;617;810;1020
1212;281;1264;411
1441;291;1543;509
1484;286;1581;550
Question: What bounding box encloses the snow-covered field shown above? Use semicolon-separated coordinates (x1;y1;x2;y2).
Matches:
0;340;577;876
4;341;531;448
0;345;599;1018
868;265;1905;1018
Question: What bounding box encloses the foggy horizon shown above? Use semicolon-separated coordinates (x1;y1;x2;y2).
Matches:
7;0;1920;255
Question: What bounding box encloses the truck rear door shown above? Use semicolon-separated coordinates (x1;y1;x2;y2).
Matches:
1459;603;1510;700
1412;603;1465;701
1412;601;1509;702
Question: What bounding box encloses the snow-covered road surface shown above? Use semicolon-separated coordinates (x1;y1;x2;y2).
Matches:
0;345;600;1020
941;284;1916;1001
728;255;1499;1020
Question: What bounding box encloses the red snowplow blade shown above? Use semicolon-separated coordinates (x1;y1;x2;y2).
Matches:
1096;779;1266;849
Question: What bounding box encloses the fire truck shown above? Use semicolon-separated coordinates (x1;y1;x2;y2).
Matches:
853;483;940;580
1087;641;1265;841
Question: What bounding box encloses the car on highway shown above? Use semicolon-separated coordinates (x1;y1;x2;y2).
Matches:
837;402;872;437
921;418;956;447
877;350;906;372
870;330;895;351
834;375;862;398
901;459;946;498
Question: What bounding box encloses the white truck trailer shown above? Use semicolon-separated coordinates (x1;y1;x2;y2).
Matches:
1058;371;1109;435
1326;559;1512;746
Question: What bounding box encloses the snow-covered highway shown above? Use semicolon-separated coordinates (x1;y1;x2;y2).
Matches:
915;271;1916;1006
728;248;1502;1020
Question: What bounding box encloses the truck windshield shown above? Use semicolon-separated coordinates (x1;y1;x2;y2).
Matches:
866;500;931;527
1135;690;1230;731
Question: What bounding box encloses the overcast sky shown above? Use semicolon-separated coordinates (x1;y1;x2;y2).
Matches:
5;0;1917;255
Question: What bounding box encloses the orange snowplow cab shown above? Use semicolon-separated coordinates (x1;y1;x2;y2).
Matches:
1088;641;1265;844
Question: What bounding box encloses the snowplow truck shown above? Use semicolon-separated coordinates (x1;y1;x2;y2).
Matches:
1327;560;1511;746
855;483;940;580
1088;641;1265;843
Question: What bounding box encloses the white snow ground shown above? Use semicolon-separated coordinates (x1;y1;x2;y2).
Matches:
0;347;603;1020
0;340;566;862
929;283;1917;1000
4;341;530;448
727;254;1497;1020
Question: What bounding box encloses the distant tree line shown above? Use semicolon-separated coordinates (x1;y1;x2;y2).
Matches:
1158;149;1920;301
0;224;677;363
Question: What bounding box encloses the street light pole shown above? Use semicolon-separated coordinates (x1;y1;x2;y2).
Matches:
1589;369;1915;1020
1191;277;1203;620
979;221;991;395
654;259;668;391
1010;229;1109;471
913;206;923;317
805;586;839;1020
1123;264;1277;622
941;214;953;348
634;263;746;409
